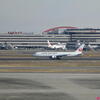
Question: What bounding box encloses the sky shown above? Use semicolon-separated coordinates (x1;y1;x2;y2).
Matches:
0;0;100;33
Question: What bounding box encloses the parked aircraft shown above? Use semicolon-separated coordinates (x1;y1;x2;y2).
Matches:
0;42;15;50
75;40;99;50
33;44;85;59
88;44;99;49
47;40;66;50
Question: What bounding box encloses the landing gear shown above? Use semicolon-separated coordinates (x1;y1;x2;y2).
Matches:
56;57;61;60
49;56;61;60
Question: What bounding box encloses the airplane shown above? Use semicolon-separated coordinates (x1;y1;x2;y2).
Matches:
33;43;85;59
75;40;99;50
47;40;66;50
0;42;15;50
88;44;99;49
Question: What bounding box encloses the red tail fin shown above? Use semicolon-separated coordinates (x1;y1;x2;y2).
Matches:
47;40;52;46
75;44;85;52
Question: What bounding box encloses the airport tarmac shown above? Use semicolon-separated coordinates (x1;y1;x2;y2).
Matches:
0;66;100;73
0;73;99;100
1;56;100;60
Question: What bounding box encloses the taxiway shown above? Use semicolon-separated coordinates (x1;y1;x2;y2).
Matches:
0;73;99;100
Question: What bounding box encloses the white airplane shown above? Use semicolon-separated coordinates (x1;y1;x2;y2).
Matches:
76;40;99;49
88;44;99;49
47;40;66;50
33;44;85;59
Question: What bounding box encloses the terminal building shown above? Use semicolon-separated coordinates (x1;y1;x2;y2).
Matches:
43;26;100;43
0;26;100;49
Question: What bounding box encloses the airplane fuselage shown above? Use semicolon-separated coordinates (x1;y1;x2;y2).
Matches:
34;51;81;57
48;45;66;49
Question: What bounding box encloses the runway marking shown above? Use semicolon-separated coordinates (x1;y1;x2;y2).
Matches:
0;69;100;73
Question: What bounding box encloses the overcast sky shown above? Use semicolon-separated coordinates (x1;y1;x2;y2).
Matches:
0;0;100;33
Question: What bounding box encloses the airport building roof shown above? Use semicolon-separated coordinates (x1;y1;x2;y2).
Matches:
42;26;100;35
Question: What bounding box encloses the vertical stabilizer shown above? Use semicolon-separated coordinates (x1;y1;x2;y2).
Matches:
75;44;85;53
47;40;52;47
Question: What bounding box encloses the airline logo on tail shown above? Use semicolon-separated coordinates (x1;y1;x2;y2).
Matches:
76;44;85;53
78;48;83;52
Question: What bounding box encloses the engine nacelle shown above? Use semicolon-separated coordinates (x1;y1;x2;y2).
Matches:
50;56;61;60
49;55;57;59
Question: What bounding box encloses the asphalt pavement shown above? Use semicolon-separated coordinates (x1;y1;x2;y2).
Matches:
0;56;100;60
0;73;99;100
